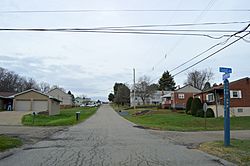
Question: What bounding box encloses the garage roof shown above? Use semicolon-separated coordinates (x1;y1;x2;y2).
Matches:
14;89;62;102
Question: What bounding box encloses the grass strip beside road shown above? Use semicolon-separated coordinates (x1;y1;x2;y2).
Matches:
0;135;22;152
199;139;250;165
22;107;98;126
120;108;250;131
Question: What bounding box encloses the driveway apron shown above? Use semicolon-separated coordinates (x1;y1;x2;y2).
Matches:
0;105;234;166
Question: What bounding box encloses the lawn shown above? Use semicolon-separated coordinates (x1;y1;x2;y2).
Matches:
199;139;250;165
122;108;250;131
0;135;23;152
22;107;98;126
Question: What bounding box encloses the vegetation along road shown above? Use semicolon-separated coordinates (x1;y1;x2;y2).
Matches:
0;105;234;166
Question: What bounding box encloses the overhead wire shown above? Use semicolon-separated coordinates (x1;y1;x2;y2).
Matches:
169;23;250;72
149;23;250;83
0;9;250;13
1;28;248;40
172;31;250;77
144;0;217;81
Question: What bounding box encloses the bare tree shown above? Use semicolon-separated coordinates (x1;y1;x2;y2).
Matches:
50;85;65;92
39;82;51;93
135;76;157;105
184;69;214;90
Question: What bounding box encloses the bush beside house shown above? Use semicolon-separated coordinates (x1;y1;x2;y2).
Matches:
185;97;193;114
191;98;202;116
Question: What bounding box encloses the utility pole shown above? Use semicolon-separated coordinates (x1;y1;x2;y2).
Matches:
133;68;136;109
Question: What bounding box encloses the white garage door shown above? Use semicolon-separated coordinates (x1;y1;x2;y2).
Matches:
15;101;31;111
32;101;48;112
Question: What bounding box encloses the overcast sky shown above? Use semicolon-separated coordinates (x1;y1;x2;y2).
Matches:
0;0;250;101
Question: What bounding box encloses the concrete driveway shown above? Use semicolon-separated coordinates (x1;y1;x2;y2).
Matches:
0;105;233;166
0;111;30;125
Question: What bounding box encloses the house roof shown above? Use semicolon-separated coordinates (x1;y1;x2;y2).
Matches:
0;92;16;98
161;92;172;98
175;85;201;93
14;89;62;102
195;77;250;95
47;88;68;94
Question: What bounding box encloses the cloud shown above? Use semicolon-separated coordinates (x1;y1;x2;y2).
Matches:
0;54;132;100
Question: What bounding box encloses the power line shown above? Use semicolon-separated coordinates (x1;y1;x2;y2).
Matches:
1;9;250;13
169;23;250;72
142;0;217;79
172;32;250;77
149;23;250;83
1;28;247;40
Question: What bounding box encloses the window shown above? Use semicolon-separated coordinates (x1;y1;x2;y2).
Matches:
230;90;242;98
238;108;243;113
206;93;214;102
178;93;185;99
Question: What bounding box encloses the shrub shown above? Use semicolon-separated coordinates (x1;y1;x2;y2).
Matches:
186;97;193;114
196;109;204;117
191;98;202;116
206;108;215;118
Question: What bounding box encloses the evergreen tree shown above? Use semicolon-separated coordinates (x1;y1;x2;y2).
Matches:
158;71;176;91
108;93;115;102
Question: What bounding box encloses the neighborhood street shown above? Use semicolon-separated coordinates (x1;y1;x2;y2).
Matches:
0;105;233;166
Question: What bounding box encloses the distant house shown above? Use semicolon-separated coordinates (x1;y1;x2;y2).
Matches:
161;91;173;109
13;89;61;115
0;92;16;111
130;91;171;107
75;97;91;106
47;88;73;108
195;77;250;117
171;85;201;109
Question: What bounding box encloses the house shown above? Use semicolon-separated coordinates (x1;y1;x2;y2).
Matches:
130;91;171;107
75;97;91;106
13;89;61;115
161;91;173;109
171;85;201;109
195;77;250;117
0;92;16;111
47;88;73;108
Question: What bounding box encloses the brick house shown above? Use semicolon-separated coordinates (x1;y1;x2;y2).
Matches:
171;85;201;109
194;77;250;117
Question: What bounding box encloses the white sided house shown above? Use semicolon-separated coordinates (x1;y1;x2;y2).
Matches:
130;91;171;107
47;88;73;108
13;89;61;115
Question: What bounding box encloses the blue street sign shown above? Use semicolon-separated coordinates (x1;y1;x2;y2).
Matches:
223;73;230;81
219;67;232;74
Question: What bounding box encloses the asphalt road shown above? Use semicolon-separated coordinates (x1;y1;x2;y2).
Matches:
0;105;234;166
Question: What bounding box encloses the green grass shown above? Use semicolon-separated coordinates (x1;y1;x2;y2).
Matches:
122;109;250;131
199;139;250;165
0;135;23;152
22;107;98;126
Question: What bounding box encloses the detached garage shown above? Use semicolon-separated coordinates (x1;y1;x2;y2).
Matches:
13;89;61;115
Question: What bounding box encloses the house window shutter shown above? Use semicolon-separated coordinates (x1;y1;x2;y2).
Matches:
230;90;233;98
238;90;242;98
206;94;209;101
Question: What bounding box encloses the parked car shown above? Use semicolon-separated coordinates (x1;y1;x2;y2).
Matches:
80;104;86;107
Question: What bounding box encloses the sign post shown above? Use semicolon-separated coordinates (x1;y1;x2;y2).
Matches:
203;103;208;129
219;67;232;147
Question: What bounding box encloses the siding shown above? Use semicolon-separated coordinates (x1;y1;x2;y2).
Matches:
47;88;72;106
